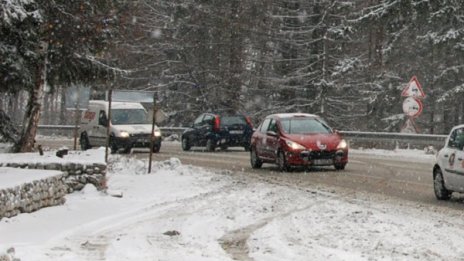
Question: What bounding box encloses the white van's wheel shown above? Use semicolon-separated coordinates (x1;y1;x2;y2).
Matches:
110;145;118;154
80;134;91;151
109;136;119;154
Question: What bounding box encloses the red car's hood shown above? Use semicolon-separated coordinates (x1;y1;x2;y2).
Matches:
284;133;341;150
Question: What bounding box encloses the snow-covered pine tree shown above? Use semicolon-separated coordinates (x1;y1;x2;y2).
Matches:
1;0;124;152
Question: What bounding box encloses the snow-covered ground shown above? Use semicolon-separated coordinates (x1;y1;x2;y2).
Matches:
1;147;464;260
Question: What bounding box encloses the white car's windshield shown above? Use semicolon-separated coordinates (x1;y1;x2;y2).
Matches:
280;118;332;134
111;109;150;125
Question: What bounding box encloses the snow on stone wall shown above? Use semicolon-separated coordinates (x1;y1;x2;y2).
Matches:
0;162;107;220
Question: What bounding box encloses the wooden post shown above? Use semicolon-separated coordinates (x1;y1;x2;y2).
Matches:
73;101;80;150
148;93;156;173
105;89;113;163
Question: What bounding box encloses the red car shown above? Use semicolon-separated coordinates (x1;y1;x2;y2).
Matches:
250;113;348;171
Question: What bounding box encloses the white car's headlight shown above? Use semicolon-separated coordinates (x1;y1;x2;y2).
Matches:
154;130;162;137
337;139;348;149
119;131;130;138
286;140;305;150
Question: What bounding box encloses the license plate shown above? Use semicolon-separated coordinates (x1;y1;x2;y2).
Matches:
229;130;244;134
137;139;148;143
313;159;333;165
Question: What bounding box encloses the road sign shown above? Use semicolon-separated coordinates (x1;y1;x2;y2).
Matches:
65;85;90;110
401;118;419;133
402;97;423;117
401;76;425;98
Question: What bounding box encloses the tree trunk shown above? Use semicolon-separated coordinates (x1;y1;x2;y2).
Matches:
228;0;242;112
60;87;67;125
14;52;47;152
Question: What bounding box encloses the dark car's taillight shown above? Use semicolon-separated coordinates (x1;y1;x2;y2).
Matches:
213;115;221;131
245;116;253;128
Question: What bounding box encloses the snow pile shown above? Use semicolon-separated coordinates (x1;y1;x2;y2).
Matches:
108;155;148;175
109;156;182;175
351;148;436;163
0;247;16;261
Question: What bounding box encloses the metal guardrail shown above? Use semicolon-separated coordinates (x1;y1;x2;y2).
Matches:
37;125;448;148
339;131;447;148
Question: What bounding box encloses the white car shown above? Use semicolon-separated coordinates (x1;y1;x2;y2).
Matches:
433;124;464;200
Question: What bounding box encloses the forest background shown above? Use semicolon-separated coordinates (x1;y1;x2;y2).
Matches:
1;0;463;151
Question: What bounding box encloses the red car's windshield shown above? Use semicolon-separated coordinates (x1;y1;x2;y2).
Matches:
280;118;332;134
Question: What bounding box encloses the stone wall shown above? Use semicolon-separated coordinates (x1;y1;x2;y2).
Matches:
0;173;66;219
0;162;107;220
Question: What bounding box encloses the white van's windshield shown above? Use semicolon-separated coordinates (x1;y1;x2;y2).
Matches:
111;109;150;125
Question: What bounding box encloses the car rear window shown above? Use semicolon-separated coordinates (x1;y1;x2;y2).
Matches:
220;116;247;126
280;118;332;134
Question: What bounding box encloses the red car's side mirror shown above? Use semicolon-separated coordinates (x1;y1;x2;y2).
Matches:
266;131;278;137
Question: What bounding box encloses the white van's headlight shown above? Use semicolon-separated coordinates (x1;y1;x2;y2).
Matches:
119;131;130;138
154;130;162;137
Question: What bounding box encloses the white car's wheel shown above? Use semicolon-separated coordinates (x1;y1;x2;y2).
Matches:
433;168;451;200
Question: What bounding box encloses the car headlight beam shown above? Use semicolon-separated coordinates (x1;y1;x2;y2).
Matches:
337;139;348;149
119;131;130;138
154;130;162;137
286;140;305;150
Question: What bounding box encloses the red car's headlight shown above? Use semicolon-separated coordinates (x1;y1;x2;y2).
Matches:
286;140;305;150
337;139;348;150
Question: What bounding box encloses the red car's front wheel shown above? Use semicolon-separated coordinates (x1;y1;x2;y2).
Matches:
277;150;290;172
334;163;346;170
250;147;263;169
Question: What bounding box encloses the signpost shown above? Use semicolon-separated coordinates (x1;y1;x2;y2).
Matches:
401;76;425;133
65;85;90;150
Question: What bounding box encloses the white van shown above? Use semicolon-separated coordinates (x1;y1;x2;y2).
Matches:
79;100;162;153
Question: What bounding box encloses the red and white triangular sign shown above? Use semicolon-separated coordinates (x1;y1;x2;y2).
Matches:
401;76;425;98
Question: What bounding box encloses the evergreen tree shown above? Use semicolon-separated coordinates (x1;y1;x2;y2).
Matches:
1;0;124;152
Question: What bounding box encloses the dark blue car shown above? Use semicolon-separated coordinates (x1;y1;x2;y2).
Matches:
181;113;253;151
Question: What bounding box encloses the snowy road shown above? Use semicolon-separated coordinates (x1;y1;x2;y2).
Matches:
140;142;456;207
2;153;464;260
